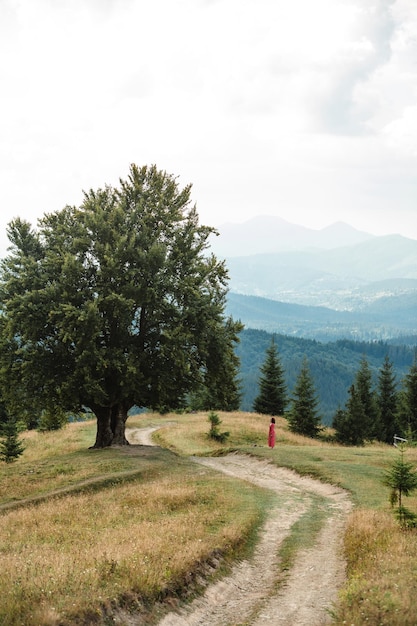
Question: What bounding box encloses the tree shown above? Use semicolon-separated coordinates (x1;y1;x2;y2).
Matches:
383;446;417;527
333;357;381;445
355;356;379;439
0;414;25;463
207;411;230;443
399;354;417;438
376;355;399;444
253;338;287;416
287;357;321;437
189;317;242;411
0;164;242;448
333;384;367;445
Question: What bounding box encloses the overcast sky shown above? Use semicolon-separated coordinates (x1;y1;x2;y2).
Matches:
1;0;416;256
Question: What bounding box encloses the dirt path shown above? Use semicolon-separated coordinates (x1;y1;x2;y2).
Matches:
128;427;353;626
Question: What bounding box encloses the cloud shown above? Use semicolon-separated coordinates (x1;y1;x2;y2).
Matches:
308;1;396;135
0;0;416;257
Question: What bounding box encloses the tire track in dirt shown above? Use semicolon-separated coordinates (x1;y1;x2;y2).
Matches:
128;427;352;626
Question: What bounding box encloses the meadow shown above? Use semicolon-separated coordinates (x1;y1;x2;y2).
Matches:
1;411;417;625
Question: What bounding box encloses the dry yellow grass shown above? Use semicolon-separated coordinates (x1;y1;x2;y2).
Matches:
0;446;267;626
150;411;417;624
151;411;328;456
335;509;417;625
3;410;417;625
0;420;169;504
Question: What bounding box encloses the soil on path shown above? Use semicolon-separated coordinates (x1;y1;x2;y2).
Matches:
127;427;353;626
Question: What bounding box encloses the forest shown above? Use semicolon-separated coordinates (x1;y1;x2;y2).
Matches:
237;327;416;425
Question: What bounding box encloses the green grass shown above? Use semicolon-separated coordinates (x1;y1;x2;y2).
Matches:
151;411;411;511
0;416;275;626
0;420;174;505
2;410;417;625
151;410;417;625
278;494;329;572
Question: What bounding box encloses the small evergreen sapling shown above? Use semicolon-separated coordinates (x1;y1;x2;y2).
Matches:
0;414;25;463
207;411;230;443
383;445;417;528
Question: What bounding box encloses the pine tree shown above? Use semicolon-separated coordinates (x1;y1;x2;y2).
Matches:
355;356;379;439
287;357;321;438
253;338;287;416
376;355;399;444
0;415;25;463
194;317;243;411
401;354;417;438
333;384;367;445
383;445;417;527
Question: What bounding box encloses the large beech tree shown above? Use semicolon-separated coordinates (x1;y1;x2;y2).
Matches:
0;164;242;448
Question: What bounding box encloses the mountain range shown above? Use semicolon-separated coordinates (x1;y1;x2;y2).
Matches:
210;216;417;341
209;215;375;256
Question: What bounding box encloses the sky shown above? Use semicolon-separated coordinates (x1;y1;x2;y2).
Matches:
1;0;416;257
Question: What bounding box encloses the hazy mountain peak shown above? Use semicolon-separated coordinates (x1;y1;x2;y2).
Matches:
320;221;372;236
210;215;374;257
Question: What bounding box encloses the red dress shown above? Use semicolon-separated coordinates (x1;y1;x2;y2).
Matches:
268;423;276;448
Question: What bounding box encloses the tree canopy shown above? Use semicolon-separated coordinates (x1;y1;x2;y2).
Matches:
287;357;321;438
253;337;287;416
0;164;242;447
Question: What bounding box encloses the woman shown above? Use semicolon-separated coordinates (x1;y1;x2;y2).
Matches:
268;417;276;449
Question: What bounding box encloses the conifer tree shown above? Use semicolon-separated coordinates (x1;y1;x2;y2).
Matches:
0;414;25;463
192;317;243;411
333;384;367;445
400;354;417;438
383;445;417;527
287;357;321;437
376;355;399;444
355;356;379;439
253;338;287;416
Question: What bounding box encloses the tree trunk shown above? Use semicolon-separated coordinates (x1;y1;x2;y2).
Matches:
91;406;114;448
111;403;130;445
90;403;130;448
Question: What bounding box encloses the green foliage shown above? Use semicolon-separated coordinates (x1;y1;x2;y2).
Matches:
287;357;321;438
207;411;230;443
394;506;417;528
383;446;417;527
333;355;394;446
355;356;379;439
0;164;241;447
399;354;417;437
190;317;243;412
333;384;368;446
38;406;69;432
236;328;414;425
253;337;287;415
376;355;399;444
0;414;25;463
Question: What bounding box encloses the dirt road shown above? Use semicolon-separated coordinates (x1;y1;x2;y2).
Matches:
128;427;352;626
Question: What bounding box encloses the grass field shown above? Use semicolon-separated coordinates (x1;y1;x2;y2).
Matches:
1;411;417;625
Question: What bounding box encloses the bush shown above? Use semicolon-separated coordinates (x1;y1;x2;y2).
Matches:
207;411;230;443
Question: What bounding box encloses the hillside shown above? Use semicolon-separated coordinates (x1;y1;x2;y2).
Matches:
209;215;374;256
224;234;417;309
236;328;415;425
225;292;417;342
210;217;417;320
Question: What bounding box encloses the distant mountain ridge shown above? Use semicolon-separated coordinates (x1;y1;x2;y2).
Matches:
224;234;417;306
210;215;375;257
225;292;417;342
214;216;417;340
